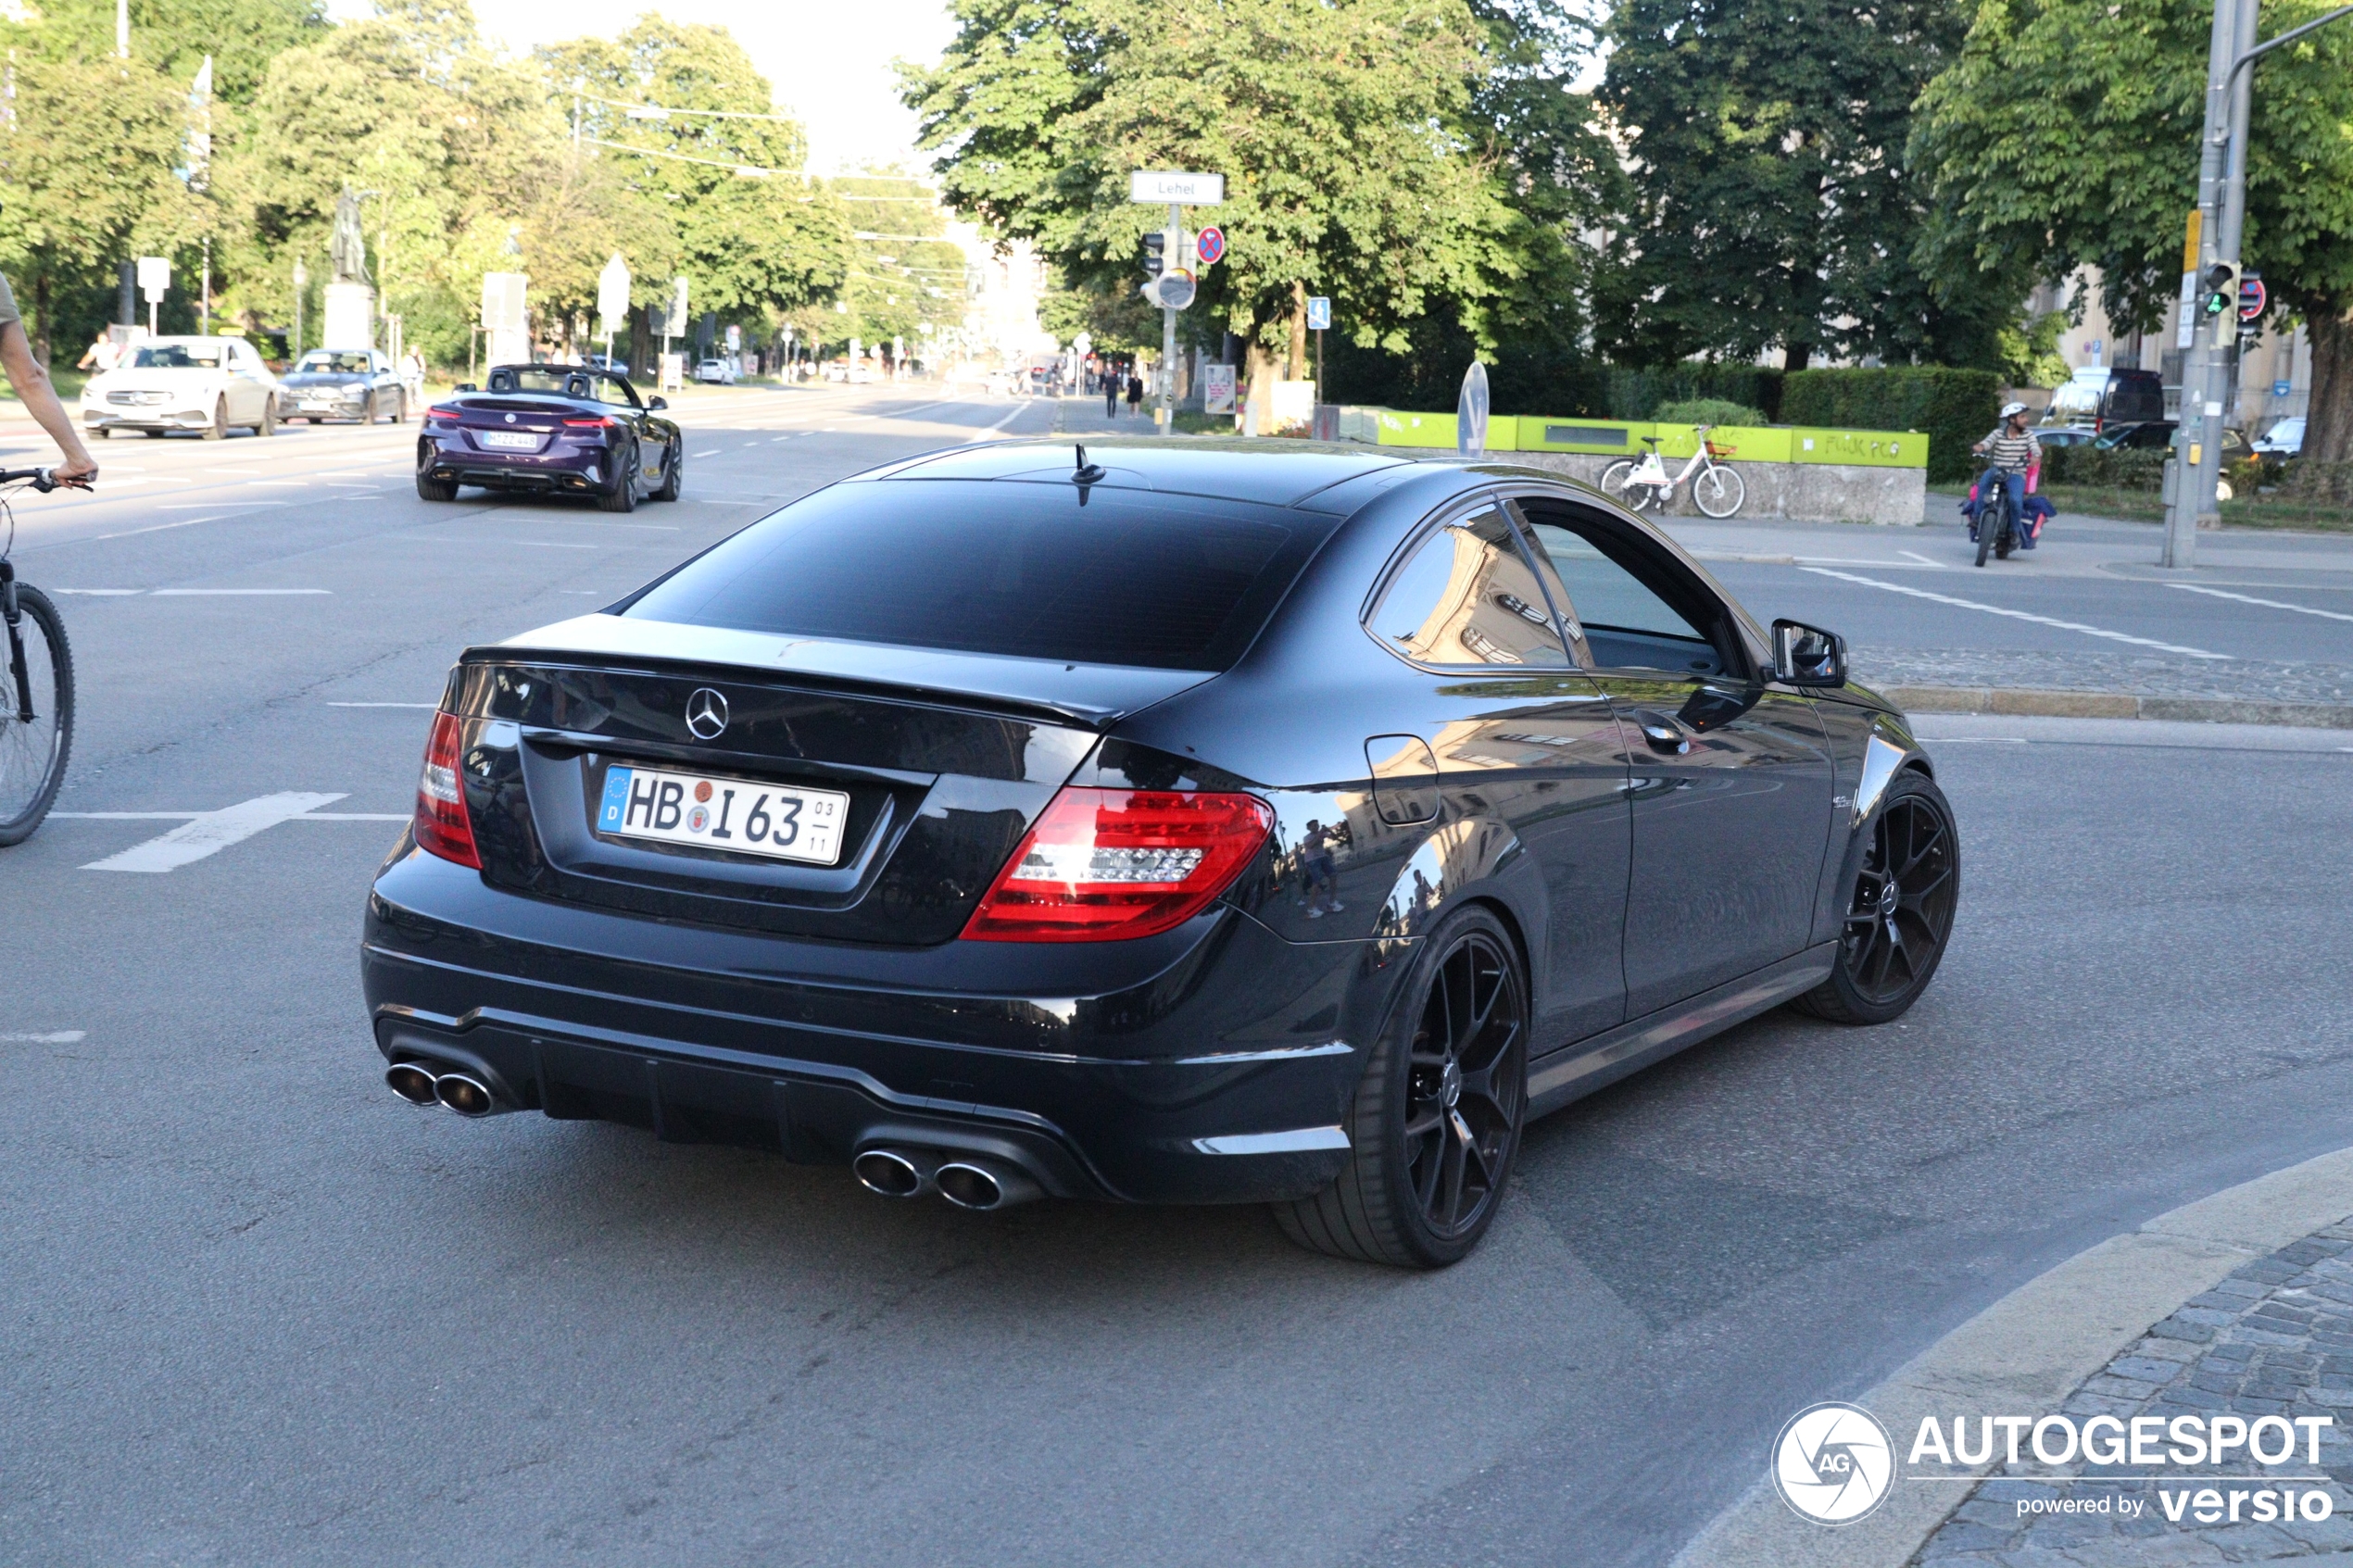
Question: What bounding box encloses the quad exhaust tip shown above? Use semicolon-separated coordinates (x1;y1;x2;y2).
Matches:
853;1148;1043;1210
385;1060;502;1117
853;1148;936;1198
936;1159;1041;1211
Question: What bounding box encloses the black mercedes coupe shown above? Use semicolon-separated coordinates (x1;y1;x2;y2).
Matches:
362;440;1958;1266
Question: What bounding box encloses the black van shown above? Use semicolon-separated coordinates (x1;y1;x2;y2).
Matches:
2048;367;2166;432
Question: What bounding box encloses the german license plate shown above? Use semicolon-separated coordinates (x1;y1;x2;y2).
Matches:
481;431;538;450
596;765;848;866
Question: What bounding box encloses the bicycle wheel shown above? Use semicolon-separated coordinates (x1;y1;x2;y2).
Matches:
1600;459;1637;502
0;583;74;844
1974;496;1996;567
1694;464;1745;518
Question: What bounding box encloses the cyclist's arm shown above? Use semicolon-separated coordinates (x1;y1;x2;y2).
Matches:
0;321;96;483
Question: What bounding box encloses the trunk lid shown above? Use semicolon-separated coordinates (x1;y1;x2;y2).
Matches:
448;616;1212;946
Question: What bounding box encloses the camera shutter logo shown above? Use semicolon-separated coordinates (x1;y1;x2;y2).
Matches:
685;688;729;741
1772;1402;1894;1524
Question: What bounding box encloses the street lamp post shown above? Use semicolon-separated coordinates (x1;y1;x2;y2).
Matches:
292;257;307;360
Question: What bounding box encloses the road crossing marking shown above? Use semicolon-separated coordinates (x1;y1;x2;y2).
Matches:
2167;583;2353;623
1799;568;2233;659
151;588;332;596
0;1031;86;1043
80;792;350;873
1899;550;1945;569
695;449;722;457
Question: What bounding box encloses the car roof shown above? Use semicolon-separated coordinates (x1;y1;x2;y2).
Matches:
873;438;1416;508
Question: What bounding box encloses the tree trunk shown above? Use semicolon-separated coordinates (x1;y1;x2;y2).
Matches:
1288;282;1308;382
1783;341;1810;373
631;305;654;388
31;269;50;368
2305;306;2353;466
1243;340;1277;434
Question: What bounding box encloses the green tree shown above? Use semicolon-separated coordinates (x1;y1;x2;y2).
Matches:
32;0;327;105
1597;0;1999;370
1911;0;2353;460
903;0;1521;385
829;168;968;361
542;18;850;347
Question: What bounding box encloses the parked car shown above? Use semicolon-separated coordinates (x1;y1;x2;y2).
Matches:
364;441;1957;1268
585;353;630;377
79;334;279;439
694;358;736;385
2045;366;2167;433
2032;425;2099;448
2095;421;2247;457
279;348;407;425
2254;417;2305;456
416;363;682;512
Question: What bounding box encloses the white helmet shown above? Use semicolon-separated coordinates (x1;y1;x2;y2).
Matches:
2001;401;2029;419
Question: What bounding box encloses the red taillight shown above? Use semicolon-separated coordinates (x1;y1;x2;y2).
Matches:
413;710;481;868
561;416;613;430
962;788;1273;942
427;404;463;420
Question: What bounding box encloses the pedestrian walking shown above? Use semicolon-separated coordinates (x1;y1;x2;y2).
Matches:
400;345;426;411
1126;370;1143;418
1104;367;1119;418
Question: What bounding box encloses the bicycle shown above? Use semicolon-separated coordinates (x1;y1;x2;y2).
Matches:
1;467;78;845
1601;425;1747;519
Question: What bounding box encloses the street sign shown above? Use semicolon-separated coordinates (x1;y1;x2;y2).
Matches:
672;275;690;326
1128;170;1224;205
1195;226;1226;266
597;252;630;337
1457;361;1490;457
136;256;170;302
2274;379;2293;396
1306;296;1331;332
481;272;527;334
1203;363;1236;416
726;323;741;352
2239;272;2267;322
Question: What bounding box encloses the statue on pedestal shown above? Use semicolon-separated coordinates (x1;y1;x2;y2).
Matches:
330;188;369;285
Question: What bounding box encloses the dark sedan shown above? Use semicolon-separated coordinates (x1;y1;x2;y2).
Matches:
417;364;682;512
363;442;1957;1266
280;348;407;424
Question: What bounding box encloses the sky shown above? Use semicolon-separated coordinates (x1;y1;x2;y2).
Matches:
328;0;961;175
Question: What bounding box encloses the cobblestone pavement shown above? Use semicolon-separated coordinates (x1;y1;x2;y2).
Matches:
1912;1221;2353;1564
1854;647;2353;708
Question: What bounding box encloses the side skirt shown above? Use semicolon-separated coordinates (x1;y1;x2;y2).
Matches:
1526;943;1837;1118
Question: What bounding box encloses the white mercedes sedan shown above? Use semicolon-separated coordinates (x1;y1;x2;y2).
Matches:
81;335;280;439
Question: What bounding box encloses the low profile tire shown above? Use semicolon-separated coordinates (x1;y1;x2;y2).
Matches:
595;452;639;513
652;444;683;502
258;401;276;437
1796;770;1959;1025
416;472;459;502
359;393;375;426
1276;905;1529;1268
201;398;225;441
392;392;407;425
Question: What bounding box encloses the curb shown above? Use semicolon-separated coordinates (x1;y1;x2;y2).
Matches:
1885;684;2353;730
1669;1145;2353;1568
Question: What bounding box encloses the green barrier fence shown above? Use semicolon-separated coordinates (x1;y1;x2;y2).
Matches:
1371;410;1926;469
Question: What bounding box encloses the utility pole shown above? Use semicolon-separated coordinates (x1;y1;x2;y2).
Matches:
1161;200;1179;435
115;0;127;57
2165;0;2353;566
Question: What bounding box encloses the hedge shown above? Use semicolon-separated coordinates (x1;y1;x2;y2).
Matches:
1599;363;1783;423
1782;368;1999;483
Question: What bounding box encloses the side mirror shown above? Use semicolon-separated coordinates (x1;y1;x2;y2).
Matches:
1772;619;1847;687
455;383;477;393
648;396;667;410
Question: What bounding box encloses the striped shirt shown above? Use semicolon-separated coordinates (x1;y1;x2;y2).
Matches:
1981;426;2041;473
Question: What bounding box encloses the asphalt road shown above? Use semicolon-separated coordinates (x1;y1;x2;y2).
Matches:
4;389;2350;1565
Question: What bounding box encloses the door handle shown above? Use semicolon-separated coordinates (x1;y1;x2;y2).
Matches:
1630;709;1690;755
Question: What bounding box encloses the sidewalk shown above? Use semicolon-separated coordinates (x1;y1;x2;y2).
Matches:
1054;391;1161;437
1676;1148;2353;1568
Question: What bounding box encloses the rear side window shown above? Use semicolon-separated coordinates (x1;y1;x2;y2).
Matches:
1369;509;1571;669
622;481;1328;671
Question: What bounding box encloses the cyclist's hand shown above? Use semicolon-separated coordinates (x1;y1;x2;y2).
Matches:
51;454;96;489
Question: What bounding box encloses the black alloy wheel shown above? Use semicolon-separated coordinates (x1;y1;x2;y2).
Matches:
1798;771;1960;1025
596;447;640;513
359;393;376;425
1277;905;1529;1268
652;443;683;502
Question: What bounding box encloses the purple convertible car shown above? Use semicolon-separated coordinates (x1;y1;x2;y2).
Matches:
417;364;684;513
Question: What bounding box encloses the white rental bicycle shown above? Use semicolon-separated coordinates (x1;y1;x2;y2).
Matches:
1601;425;1746;518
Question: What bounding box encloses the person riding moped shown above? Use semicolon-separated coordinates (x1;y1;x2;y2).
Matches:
1970;402;2041;550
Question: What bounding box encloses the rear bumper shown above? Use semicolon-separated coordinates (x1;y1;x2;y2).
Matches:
362;847;1380;1204
420;437;605;494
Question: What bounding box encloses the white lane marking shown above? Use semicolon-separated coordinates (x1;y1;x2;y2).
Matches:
158;502;289;509
297;812;409;821
0;1030;86;1043
2167;583;2353;623
963;404;1026;443
326;701;435;708
560;590;606;595
82;792;347;872
516;542;602;549
250;481;311;487
694;449;722;457
1915;736;2030;744
150;588;333;596
51;810;201;818
769;435;794;443
1899;550;1945;569
53;588;145;596
1799;568;2233;659
63;517;219;543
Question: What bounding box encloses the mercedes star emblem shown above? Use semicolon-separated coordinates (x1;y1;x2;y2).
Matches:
504;412;517;423
685;687;729;741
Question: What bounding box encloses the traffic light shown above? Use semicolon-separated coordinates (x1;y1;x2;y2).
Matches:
2201;260;2239;319
1142;232;1165;279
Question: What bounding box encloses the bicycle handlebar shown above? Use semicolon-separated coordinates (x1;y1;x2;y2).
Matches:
0;467;64;492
